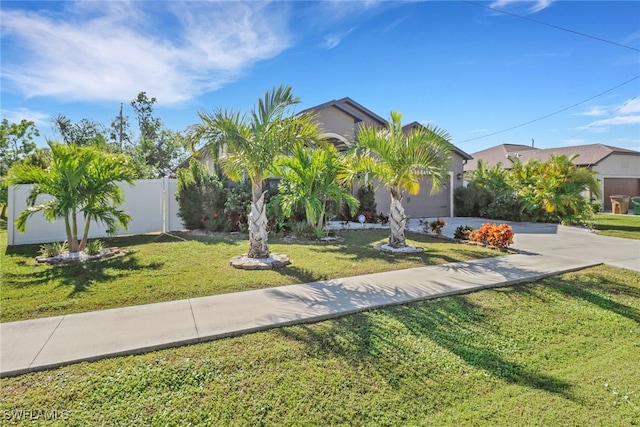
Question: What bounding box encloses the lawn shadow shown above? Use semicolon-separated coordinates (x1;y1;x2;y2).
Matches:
4;253;164;296
275;286;574;399
284;229;495;267
386;299;575;398
548;274;640;324
274;266;326;284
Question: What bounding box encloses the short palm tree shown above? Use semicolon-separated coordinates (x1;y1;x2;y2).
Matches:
509;154;599;224
189;86;322;258
8;142;136;252
276;142;358;235
340;111;452;248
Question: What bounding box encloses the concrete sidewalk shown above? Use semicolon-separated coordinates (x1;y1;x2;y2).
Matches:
1;253;598;377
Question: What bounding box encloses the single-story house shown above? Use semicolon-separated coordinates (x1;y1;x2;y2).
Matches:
465;143;640;211
184;97;472;218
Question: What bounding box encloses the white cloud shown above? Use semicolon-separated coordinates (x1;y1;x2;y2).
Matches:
1;108;49;127
575;98;640;133
619;98;640;114
321;28;355;49
588;116;640;126
0;1;291;105
489;0;554;14
574;106;608;117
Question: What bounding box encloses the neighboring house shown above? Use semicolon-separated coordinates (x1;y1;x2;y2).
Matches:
465;143;640;211
301;97;472;218
183;97;472;218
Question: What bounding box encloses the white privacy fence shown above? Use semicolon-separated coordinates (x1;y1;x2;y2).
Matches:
6;178;185;246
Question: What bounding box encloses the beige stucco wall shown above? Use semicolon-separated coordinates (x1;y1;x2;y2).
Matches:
592;154;640;210
369;151;466;218
314;107;357;143
593;154;640;178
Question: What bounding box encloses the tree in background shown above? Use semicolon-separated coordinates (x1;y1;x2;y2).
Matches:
0;119;41;219
51;114;108;148
128;92;188;177
109;103;134;150
0;119;39;175
7;142;136;252
189;85;322;258
276;142;358;236
340;111;452;248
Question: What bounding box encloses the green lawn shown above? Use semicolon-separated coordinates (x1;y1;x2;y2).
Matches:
1;265;637;426
1;228;500;322
592;213;640;239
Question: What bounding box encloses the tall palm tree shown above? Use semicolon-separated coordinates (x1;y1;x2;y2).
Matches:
189;86;322;258
276;142;358;234
340;111;452;248
8;142;136;252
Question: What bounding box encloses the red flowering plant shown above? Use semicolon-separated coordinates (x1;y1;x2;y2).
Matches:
469;223;514;248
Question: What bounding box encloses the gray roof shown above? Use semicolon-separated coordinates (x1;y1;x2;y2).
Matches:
465;143;640;170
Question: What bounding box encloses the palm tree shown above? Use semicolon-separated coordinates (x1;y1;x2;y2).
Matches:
189;86;322;258
276;142;358;235
8;142;135;252
509;154;599;224
340;111;452;248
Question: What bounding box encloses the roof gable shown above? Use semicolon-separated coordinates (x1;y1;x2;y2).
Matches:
300;97;387;127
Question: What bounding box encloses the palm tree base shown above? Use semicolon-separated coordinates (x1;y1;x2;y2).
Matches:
35;247;124;265
229;253;291;270
373;243;424;254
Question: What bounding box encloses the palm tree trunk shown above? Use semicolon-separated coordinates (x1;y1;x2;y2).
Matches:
248;182;270;258
64;216;76;252
69;211;80;252
388;192;407;248
79;215;92;251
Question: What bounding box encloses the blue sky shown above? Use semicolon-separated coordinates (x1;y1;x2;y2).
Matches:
1;0;639;154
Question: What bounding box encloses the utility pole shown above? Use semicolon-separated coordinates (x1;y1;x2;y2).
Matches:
119;103;124;150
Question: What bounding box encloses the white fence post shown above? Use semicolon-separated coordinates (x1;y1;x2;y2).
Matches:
449;171;455;218
162;176;168;234
7;184;15;246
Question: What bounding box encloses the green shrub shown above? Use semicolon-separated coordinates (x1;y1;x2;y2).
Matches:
176;160;226;230
454;225;473;240
356;184;377;220
203;214;227;233
39;241;68;257
453;186;493;217
292;221;320;240
85;239;105;256
265;191;291;234
484;193;524;222
223;181;251;232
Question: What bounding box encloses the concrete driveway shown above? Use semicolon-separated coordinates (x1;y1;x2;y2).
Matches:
407;217;640;272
